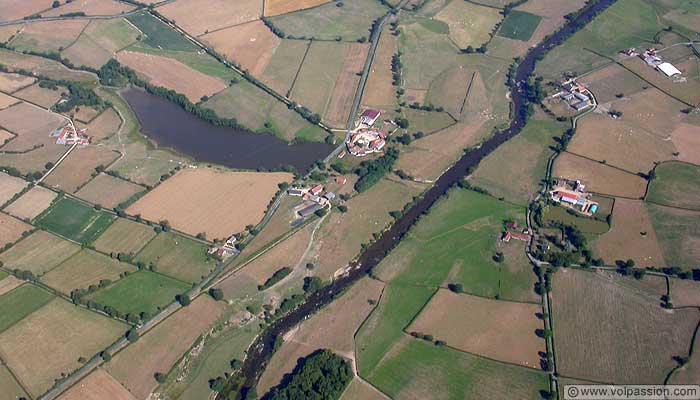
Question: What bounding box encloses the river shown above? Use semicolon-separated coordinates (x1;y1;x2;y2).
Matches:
121;87;334;172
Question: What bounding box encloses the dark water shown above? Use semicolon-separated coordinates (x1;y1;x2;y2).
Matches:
121;88;333;172
221;1;617;396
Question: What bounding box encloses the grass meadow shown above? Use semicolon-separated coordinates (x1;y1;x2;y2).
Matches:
134;232;215;284
35;197;114;244
0;284;53;334
125;12;198;52
497;11;542;41
647;162;700;210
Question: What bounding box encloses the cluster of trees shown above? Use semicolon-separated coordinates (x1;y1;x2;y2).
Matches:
258;267;293;291
264;350;352;400
261;17;285;38
354;147;399;192
407;102;445;113
391;52;402;86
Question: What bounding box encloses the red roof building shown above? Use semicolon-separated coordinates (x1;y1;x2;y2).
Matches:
310;184;323;196
335;177;347;185
360;109;381;126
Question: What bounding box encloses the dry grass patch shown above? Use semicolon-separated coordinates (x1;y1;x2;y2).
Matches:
116;51;227;103
9;20;88;53
265;0;330;17
41;249;135;294
290;41;347;118
0;49;96;83
92;218;156;256
362;31;397;109
552;269;699;384
578;64;647;104
157;0;262;37
340;378;386;400
0;363;29;400
0;230;81;275
435;1;501;49
0;172;28;205
0;212;32;247
76;174;144;209
107;296;224;399
44;0;135;17
0;129;13;142
76;108;121;142
0;25;23;43
127;168;292;240
0;145;67;175
669;122;700;165
43;146;120;193
0;0;52;23
58;369;136;400
4;186;57;221
409;289;545;369
670;279;700;308
0;92;18;110
0;101;64;151
0;72;35;93
0;275;24;296
12;83;64;108
325;43;369;127
553;152;647;198
620;57;700;106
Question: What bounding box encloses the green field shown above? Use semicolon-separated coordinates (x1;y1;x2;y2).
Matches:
92;218;157;256
0;285;53;334
497;10;542;41
403;109;456;135
126;12;198;52
0;271;7;281
289;41;346;118
135;232;215;284
647;203;700;268
646;162;700;210
35;197;115;244
543;206;610;234
87;270;190;316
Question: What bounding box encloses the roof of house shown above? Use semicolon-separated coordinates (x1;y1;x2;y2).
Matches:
335;177;347;184
657;62;681;77
558;192;579;202
361;109;381;119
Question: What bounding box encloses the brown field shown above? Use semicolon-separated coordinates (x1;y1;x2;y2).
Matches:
0;363;29;400
0;49;97;83
58;369;136;400
553;152;647;198
670;123;700;165
201;20;280;78
0;72;35;93
0;101;64;151
264;0;330;17
409;289;544;369
43;0;135;17
76;108;121;142
43;146;120;193
0;145;68;175
115;51;227;103
361;31;397;109
610;89;686;138
578;64;648;104
670;279;700;308
41;249;135;294
4;185;57;221
324;43;369;127
0;230;81;275
127;168;292;240
215;269;259;300
0;129;13;142
107;297;225;399
0;172;28;205
9;20;88;53
552;269;699;384
403;88;427;104
0;0;52;23
76;174;144;209
71;106;100;123
340;378;386;400
0;212;32;247
290;41;346;117
258;277;384;393
621;57;700;106
668;329;700;385
12;83;65;108
0;92;18;110
0;275;23;296
593;199;666;267
0;298;125;398
92;218;156;256
0;24;23;43
425;66;473;119
157;0;262;37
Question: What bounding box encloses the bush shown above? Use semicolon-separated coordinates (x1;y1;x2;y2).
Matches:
266;350;352;400
258;267;292;291
209;287;224;301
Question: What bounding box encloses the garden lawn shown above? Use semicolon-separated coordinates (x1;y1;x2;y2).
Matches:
34;197;115;244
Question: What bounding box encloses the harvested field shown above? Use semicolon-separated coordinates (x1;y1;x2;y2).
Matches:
0;230;80;275
0;92;18;110
12;83;64;108
43;146;120;193
35;197;115;244
0;363;28;400
290;41;346;118
265;0;330;17
553;152;647;198
0;143;67;175
0;101;64;152
134;232;215;283
361;31;397;109
324;43;369;127
258;277;384;393
0;298;125;398
58;369;136;400
71;106;100;123
157;0;262;37
4;185;57;221
0;72;35;93
0;275;23;296
0;172;28;205
409;289;544;369
647;204;700;268
552;269;699;383
0;284;53;334
0;0;52;23
92;218;156;255
77;108;122;142
0;48;96;83
76;174;144;209
0;212;32;248
127;168;292;240
116;51;227;103
260;39;309;95
436;1;501;48
670;279;700;308
41;249;136;294
593;199;665;267
647;161;700;210
107;296;224;399
9;20;88;53
670;123;700;165
44;0;135;17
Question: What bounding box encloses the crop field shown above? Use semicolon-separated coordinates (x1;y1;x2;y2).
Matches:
41;249;136;294
324;43;369;127
116;51;227;103
9;19;88;53
0;212;32;247
75;174;144;209
13;83;64;108
0;230;80;275
669;330;700;385
58;369;136;400
63;18;141;69
423;66;473;119
265;0;330;17
0;0;51;23
4;185;57;221
107;296;224;399
34;197;115;244
497;10;541;42
0;92;19;109
552;269;699;383
435;1;501;49
0;363;28;400
542;206;609;235
0;284;53;334
127;168;292;240
134;232;215;283
620;57;700;106
0;101;64;152
647;203;700;268
87;270;190;316
124;12;198;52
361;31;397;109
0;49;97;83
43;146;120;194
268;0;388;41
0;72;35;93
0;276;23;296
402;109;455;134
670;279;700;308
553;152;648;198
578;64;648;104
157;0;261;37
0;298;125;398
0;129;13;143
471;120;563;205
409;289;544;369
646;162;700;210
0;172;28;205
43;0;134;17
76;108;122;142
260;39;309;95
92;218;156;256
669;122;700;165
259;277;384;392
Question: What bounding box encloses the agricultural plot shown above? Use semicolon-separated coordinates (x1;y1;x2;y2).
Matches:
0;230;80;275
553;152;648;198
0;101;64;152
8;20;88;53
125;12;198;52
402;109;455;134
261;39;310;95
0;284;53;334
0;298;125;398
497;11;541;42
156;0;262;37
127;168;292;240
75;174;145;209
43;146;120;194
87;270;190;316
12;83;64;108
134;232;215;284
361;31;397;109
0;24;22;44
647;203;700;268
62;18;141;69
0;0;52;23
0;72;35;93
670;279;700;308
542;206;609;235
92;218;156;256
669;122;700;165
0;48;97;83
0;172;28;205
324;42;369;127
0;129;13;143
76;108;122;142
41;249;136;294
43;0;135;17
0;212;32;248
265;0;330;17
0;363;28;400
34;197;115;244
0;92;19;110
0;275;23;296
620;56;700;106
268;0;388;41
58;369;136;400
552;269;699;383
340;379;385;400
435;1;501;49
578;64;648;104
646;161;700;210
4;185;57;221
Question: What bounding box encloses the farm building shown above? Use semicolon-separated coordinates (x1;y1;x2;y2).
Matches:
657;62;681;78
288;188;306;196
346;129;386;157
297;202;324;218
549;186;599;216
501;231;530;242
360;109;381;126
310;184;323;196
50;125;89;145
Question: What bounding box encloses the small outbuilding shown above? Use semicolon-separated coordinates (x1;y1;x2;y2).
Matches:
360;109;381;126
